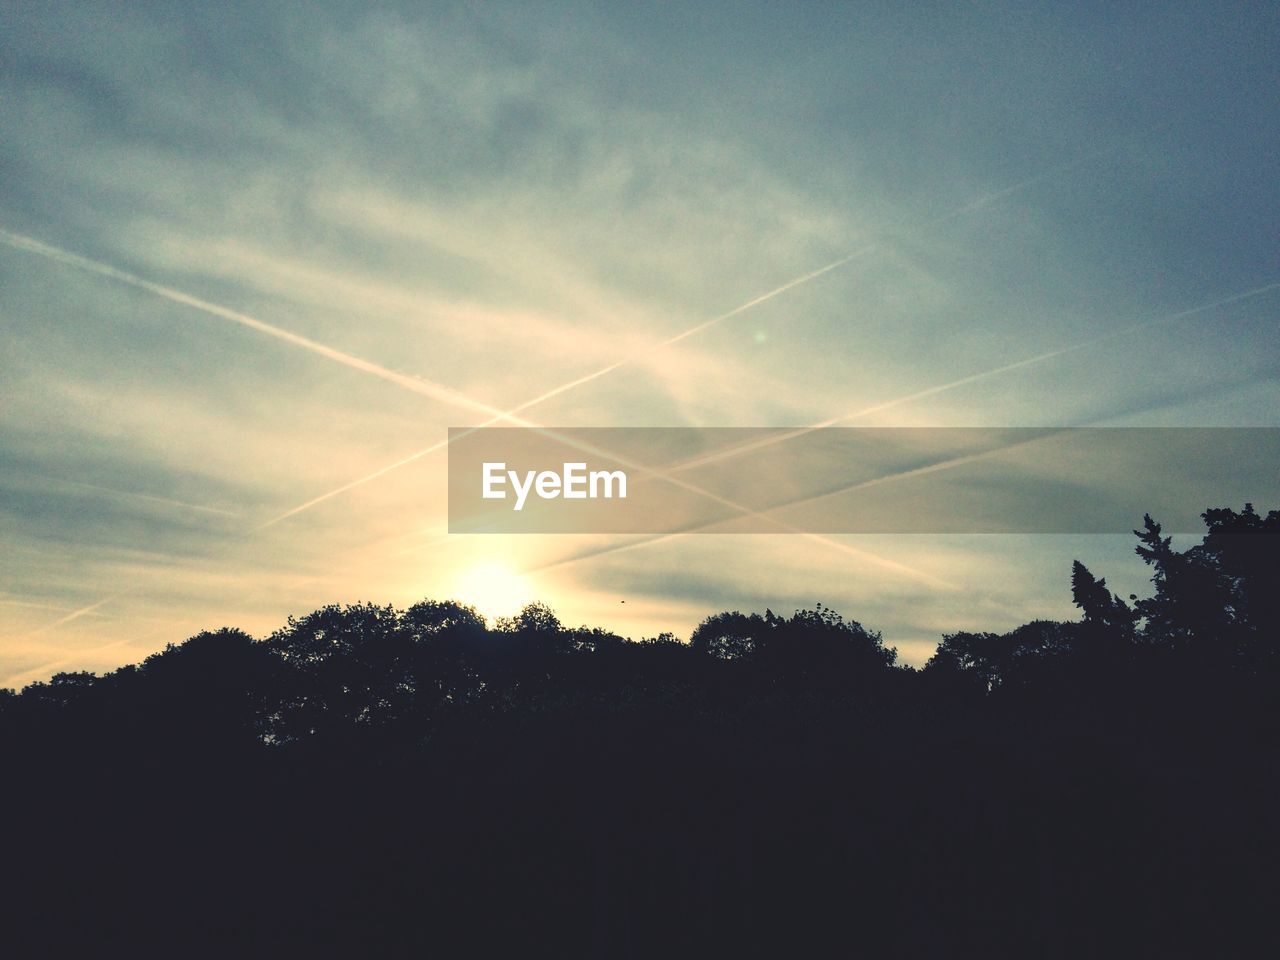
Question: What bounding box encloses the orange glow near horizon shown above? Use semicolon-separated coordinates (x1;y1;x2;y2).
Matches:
447;561;538;623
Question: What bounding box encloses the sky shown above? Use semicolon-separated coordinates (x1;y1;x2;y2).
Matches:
2;1;1278;687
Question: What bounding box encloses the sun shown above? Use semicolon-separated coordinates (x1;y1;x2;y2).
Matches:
449;561;536;622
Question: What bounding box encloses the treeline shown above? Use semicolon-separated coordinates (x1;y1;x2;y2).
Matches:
1;505;1277;957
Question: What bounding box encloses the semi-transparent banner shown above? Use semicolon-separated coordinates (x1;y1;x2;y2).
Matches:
447;427;1280;534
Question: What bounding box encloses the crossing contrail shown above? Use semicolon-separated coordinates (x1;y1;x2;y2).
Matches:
254;244;883;529
1;226;945;588
250;133;1254;583
523;279;1280;574
0;131;1182;657
253;137;1163;527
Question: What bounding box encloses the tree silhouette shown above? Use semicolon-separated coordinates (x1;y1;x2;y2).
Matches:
1070;560;1136;631
1131;505;1280;664
1;502;1277;957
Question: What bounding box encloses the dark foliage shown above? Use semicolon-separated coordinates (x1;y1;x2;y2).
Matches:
2;506;1277;957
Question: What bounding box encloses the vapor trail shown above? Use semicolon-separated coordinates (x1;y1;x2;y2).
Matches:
254;436;456;530
665;280;1280;475
22;592;129;639
520;432;1071;579
44;475;242;518
523;527;953;589
660;243;882;347
0;639;135;692
464;427;960;587
0;227;532;423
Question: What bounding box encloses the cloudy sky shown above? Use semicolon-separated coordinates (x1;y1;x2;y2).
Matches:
2;1;1277;687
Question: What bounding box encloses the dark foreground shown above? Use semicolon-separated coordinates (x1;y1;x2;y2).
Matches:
3;506;1278;957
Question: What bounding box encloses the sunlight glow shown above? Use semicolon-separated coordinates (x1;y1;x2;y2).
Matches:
448;562;536;622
